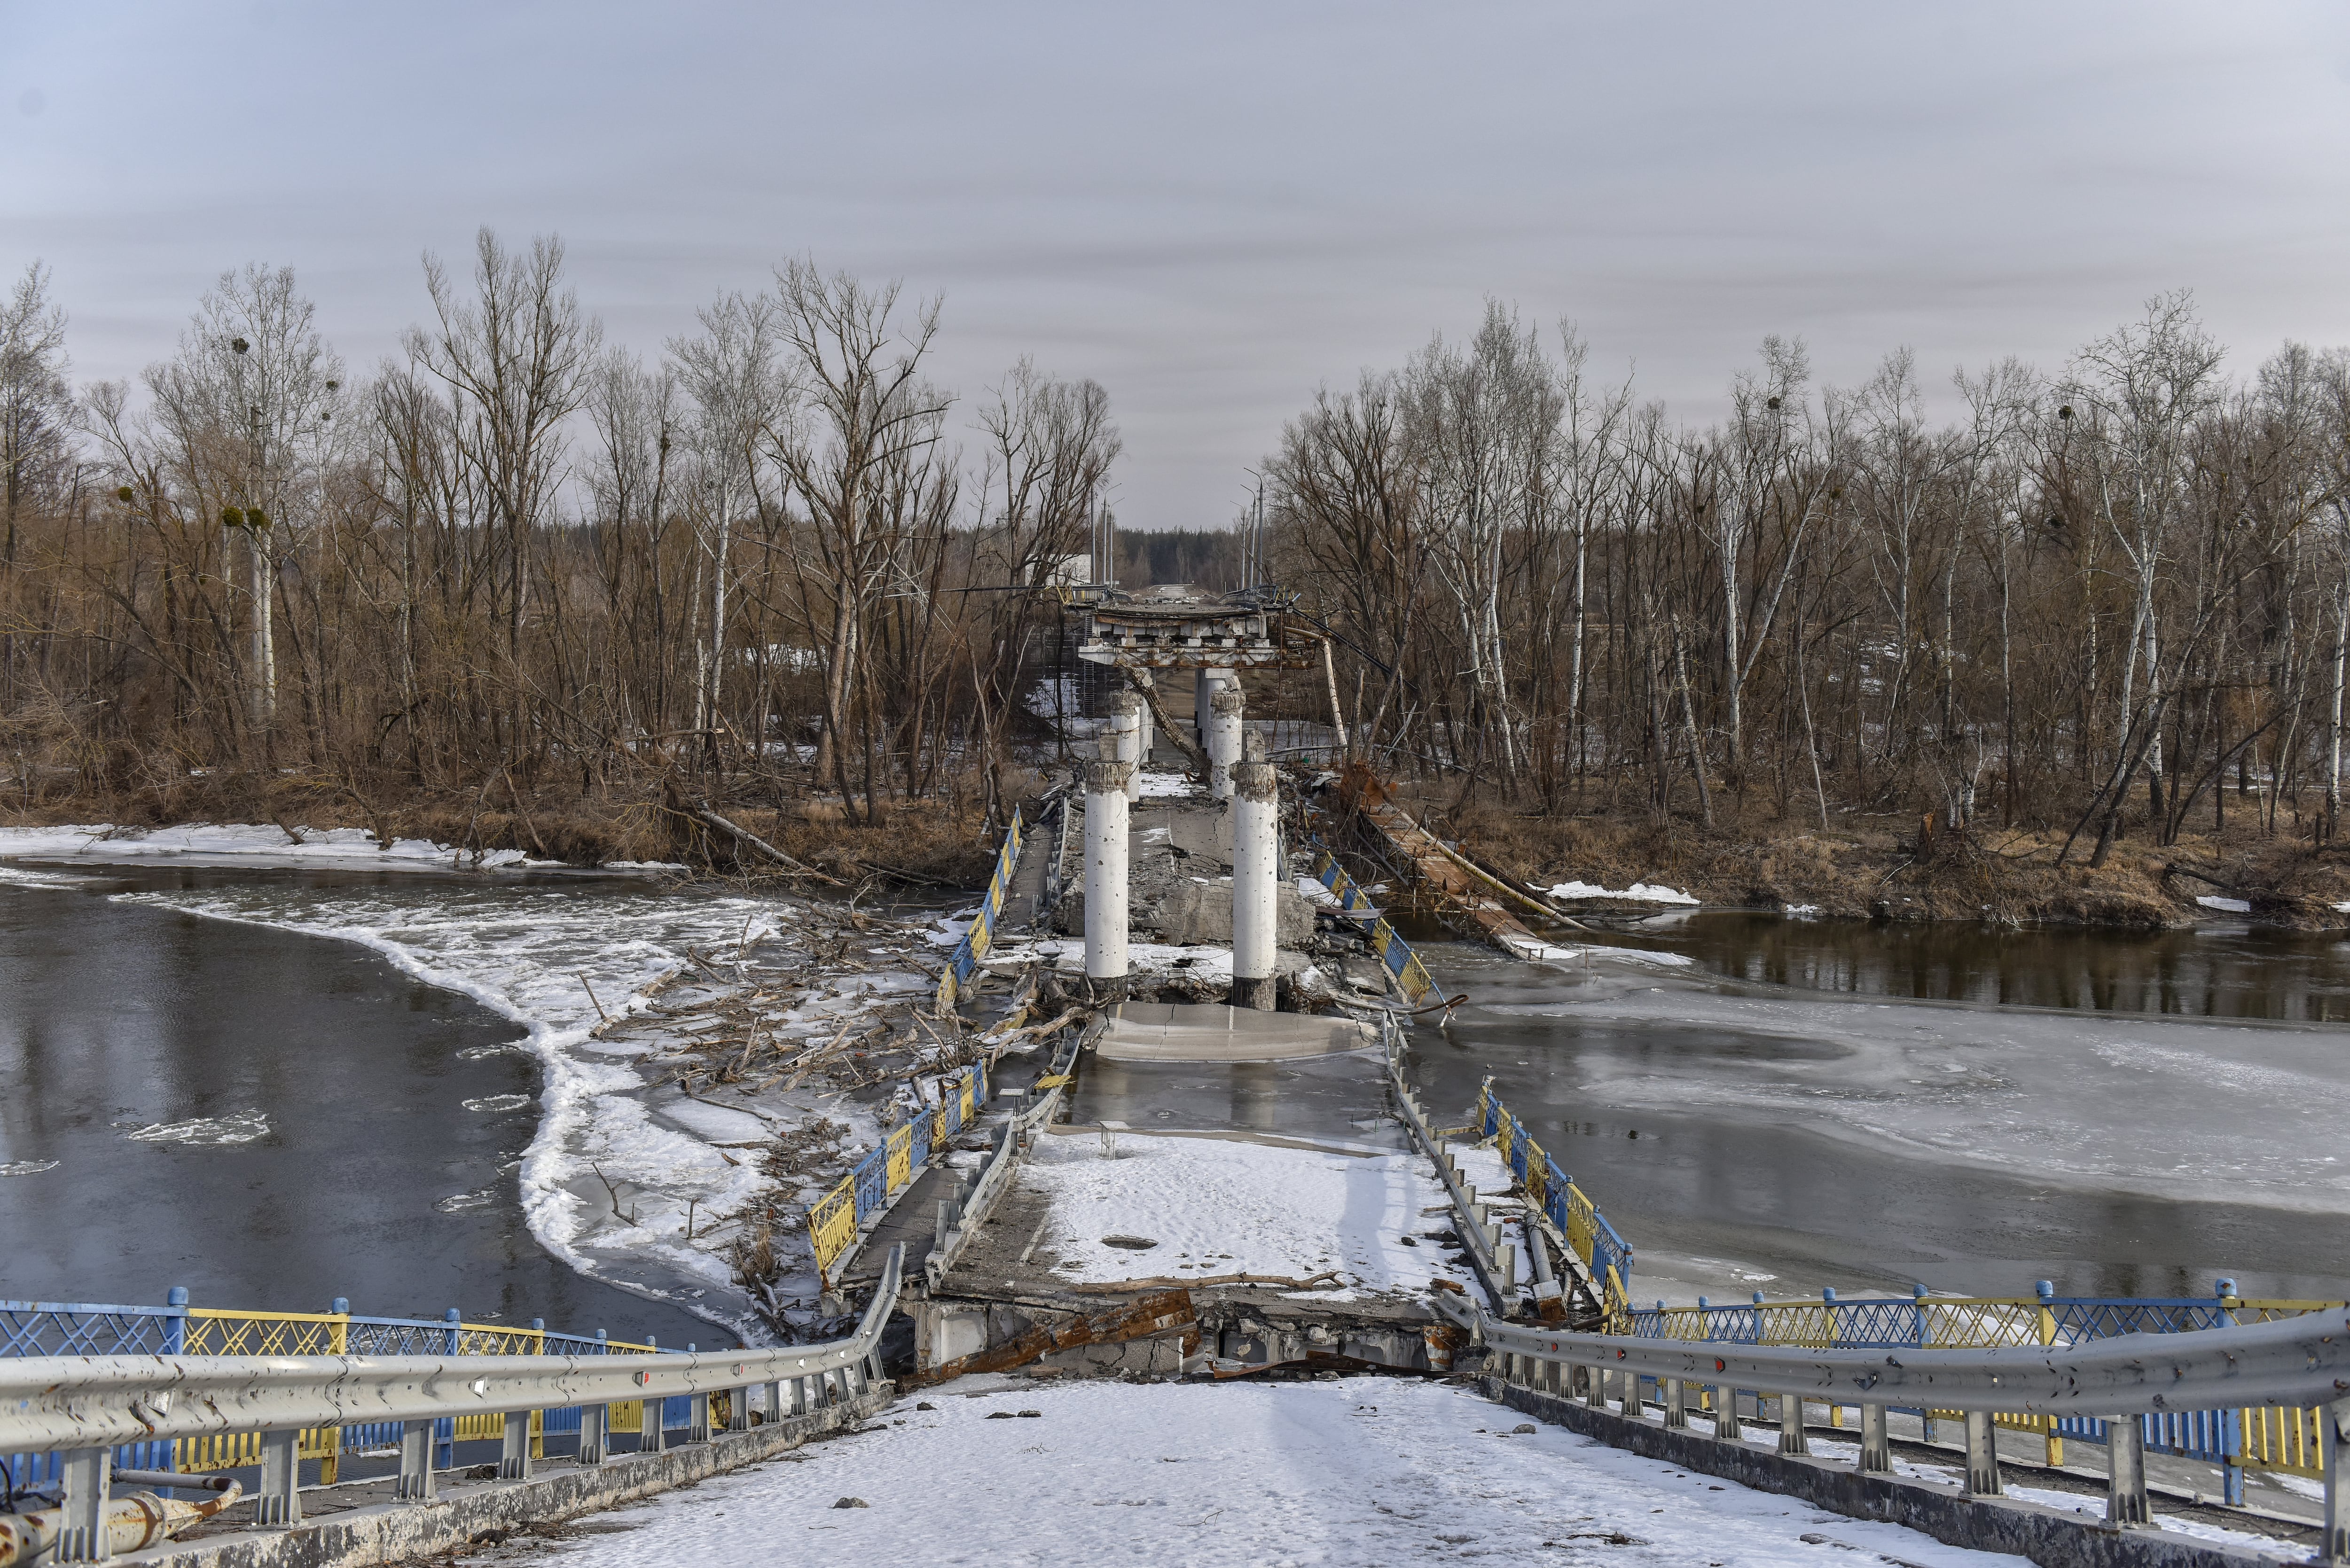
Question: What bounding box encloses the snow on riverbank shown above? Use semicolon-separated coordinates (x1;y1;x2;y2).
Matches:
0;820;686;873
537;1377;2021;1568
102;876;965;1340
1018;1129;1473;1301
1539;878;1700;905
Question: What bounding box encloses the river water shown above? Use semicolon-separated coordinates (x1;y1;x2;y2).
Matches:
5;861;2343;1325
1413;913;2350;1305
0;866;715;1345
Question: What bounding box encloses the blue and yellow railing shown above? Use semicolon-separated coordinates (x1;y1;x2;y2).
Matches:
1473;1080;1634;1327
1307;844;1437;1004
0;1293;694;1490
935;807;1025;1012
807;1061;988;1280
1465;1079;2338;1503
1616;1281;2338;1497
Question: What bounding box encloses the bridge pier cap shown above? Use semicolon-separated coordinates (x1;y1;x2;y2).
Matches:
1106;690;1144;801
1207;685;1246;799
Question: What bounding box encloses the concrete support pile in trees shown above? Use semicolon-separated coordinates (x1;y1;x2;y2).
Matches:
1207;685;1245;799
1231;755;1278;1010
1083;759;1134;999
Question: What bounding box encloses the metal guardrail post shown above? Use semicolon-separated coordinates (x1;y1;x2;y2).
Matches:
578;1329;610;1467
2323;1399;2349;1565
1963;1410;2003;1496
2107;1415;2149;1527
499;1412;532;1480
1716;1385;1744;1441
1777;1394;1809;1457
396;1421;435;1499
257;1429;300;1524
1661;1377;1688;1429
1858;1404;1890;1473
54;1446;110;1562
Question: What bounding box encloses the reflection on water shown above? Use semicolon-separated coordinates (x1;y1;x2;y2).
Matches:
1669;913;2350;1020
0;869;712;1344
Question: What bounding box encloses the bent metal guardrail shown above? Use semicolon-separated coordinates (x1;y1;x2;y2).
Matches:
0;1245;907;1565
1434;1288;2350;1553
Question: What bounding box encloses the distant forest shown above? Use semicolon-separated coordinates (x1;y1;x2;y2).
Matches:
4;236;2347;866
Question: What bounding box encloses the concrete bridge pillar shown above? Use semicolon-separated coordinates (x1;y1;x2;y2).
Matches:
1083;759;1134;999
1106;690;1144;803
1196;667;1235;749
1207;685;1246;799
1231;753;1278;1010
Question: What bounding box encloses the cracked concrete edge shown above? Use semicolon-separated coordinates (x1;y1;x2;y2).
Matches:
127;1386;896;1568
1485;1379;2292;1568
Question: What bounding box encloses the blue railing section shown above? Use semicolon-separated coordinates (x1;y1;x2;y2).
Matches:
936;806;1026;1007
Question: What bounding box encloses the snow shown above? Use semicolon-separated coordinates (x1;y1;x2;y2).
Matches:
0;821;564;871
1135;769;1197;798
1539;879;1700;906
539;1378;2022;1568
105;879;799;1325
0;821;694;874
1018;1131;1472;1300
984;935;1236;983
2194;895;2254;914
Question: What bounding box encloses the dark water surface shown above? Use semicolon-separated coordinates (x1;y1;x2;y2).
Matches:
1666;911;2350;1022
0;869;711;1345
1412;918;2350;1304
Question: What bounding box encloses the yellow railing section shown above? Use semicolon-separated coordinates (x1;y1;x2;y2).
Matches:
808;1061;990;1280
168;1310;658;1479
1472;1080;1633;1330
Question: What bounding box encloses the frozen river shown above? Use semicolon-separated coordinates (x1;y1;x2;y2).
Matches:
1415;913;2350;1304
0;864;743;1342
2;860;2343;1323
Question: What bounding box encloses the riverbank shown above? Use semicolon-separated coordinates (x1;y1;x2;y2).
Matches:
1422;796;2350;929
0;768;1025;887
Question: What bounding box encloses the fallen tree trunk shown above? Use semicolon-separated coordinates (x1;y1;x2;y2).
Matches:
689;800;844;884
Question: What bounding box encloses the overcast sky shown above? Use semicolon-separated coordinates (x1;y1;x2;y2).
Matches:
6;0;2347;530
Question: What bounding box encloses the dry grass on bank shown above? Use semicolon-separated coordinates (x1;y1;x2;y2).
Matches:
1409;793;2350;929
0;766;1032;889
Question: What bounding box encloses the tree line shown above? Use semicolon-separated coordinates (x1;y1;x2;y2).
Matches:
1265;293;2350;861
0;232;1123;829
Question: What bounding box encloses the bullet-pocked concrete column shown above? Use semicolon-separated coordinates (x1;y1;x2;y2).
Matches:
1207;685;1246;799
1196;666;1234;749
1107;690;1144;803
1083;758;1134;999
1231;755;1278;1010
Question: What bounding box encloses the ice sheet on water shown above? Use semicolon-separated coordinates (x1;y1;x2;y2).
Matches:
124;1111;270;1146
1483;975;2350;1211
0;1160;60;1177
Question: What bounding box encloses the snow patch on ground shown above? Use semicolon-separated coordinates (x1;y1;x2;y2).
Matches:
0;821;563;871
0;821;690;874
1018;1131;1471;1300
540;1378;2023;1568
1540;879;1700;905
1135;769;1198;798
2194;895;2254;914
